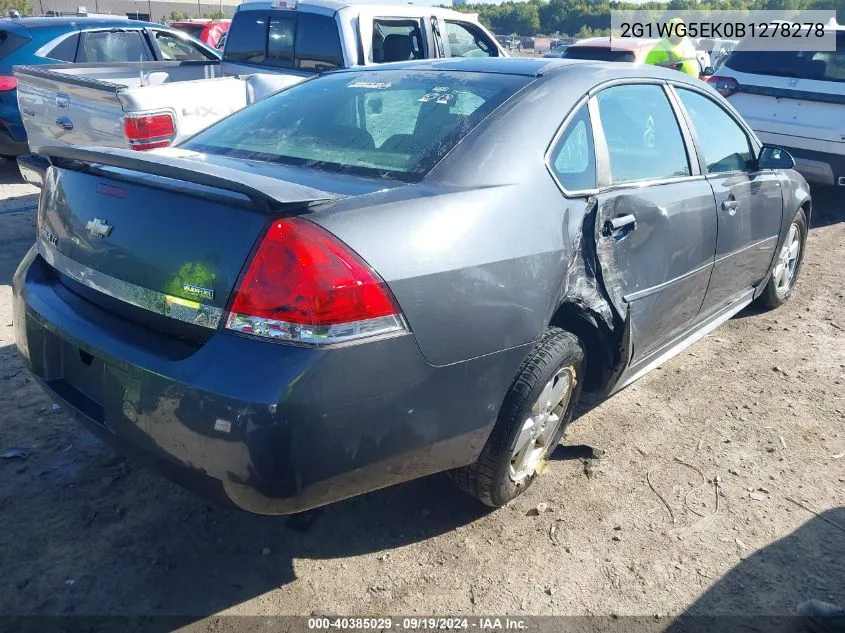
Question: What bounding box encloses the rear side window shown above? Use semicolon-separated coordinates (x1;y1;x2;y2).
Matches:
563;47;635;63
224;11;342;70
77;31;151;62
0;29;31;58
597;84;690;184
724;32;845;82
676;88;753;173
371;19;424;63
550;104;596;192
184;70;528;181
45;33;79;61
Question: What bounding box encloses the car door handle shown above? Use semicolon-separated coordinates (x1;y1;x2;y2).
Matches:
55;117;73;131
603;214;637;237
721;199;739;214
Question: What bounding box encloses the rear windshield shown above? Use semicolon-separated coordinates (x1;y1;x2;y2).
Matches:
563;46;635;63
223;10;343;71
172;25;206;39
724;31;845;82
184;70;529;181
0;29;31;57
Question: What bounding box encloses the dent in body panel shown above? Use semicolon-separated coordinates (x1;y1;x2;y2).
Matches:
593;181;719;363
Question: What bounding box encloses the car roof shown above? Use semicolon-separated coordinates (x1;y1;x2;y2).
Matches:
0;16;159;29
237;0;472;19
332;56;706;86
569;36;658;51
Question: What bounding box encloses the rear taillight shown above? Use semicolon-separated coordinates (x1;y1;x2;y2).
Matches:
226;217;406;345
706;75;739;98
0;75;17;91
123;112;176;150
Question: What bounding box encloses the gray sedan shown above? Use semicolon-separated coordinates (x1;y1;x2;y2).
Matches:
13;58;810;514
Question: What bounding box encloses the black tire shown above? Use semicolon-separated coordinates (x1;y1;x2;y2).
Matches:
756;207;807;310
451;327;585;508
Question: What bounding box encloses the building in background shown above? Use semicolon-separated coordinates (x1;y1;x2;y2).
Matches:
30;0;242;23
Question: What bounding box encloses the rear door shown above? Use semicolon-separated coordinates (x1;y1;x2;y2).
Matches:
590;82;718;363
672;85;783;312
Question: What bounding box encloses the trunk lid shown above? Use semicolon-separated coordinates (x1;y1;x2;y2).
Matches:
36;146;389;339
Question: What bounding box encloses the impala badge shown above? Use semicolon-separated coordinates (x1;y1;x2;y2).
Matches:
86;218;113;239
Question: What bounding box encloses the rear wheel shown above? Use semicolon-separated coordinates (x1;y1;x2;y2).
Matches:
451;327;585;507
756;208;807;310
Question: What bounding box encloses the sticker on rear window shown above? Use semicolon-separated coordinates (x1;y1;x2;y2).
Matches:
419;91;455;104
347;81;392;89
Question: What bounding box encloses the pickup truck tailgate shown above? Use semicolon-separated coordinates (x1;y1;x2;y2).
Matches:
14;63;248;153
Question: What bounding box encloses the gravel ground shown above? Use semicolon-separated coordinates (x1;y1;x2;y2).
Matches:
0;158;842;622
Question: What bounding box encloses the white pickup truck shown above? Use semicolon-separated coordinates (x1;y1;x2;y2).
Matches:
14;0;504;184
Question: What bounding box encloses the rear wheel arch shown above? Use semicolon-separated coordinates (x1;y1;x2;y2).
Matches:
548;302;619;393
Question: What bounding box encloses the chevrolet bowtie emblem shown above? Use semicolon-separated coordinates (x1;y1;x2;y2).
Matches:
86;218;113;239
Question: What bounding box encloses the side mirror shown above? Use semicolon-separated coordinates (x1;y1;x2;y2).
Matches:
758;145;795;170
702;66;715;76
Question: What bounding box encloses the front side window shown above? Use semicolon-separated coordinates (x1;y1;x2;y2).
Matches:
596;84;690;184
184;70;528;181
77;31;150;62
676;88;753;174
154;31;209;61
550;104;596;192
445;21;495;58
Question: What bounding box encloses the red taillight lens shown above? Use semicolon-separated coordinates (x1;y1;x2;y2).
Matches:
123;112;176;150
706;75;739;98
0;75;17;91
226;217;406;344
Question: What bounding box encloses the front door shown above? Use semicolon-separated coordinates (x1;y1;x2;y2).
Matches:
590;83;718;363
672;86;783;313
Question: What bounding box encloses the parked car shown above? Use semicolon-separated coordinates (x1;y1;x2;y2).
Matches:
170;18;230;50
543;44;570;58
561;36;656;63
0;16;219;158
707;25;845;187
14;0;504;185
13;58;810;514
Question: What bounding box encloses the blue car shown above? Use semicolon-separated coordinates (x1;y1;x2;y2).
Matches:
0;16;220;157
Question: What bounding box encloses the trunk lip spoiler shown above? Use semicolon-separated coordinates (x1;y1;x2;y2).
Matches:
39;145;339;210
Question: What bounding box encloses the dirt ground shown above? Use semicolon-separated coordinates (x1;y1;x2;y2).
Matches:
0;159;842;622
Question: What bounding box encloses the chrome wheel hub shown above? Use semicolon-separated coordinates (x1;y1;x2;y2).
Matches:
508;366;576;484
773;223;801;297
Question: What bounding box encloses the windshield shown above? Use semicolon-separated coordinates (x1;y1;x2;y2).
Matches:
184;69;529;181
563;47;636;63
724;31;845;82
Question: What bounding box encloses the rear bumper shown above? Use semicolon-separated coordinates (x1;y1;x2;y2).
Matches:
13;247;527;514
